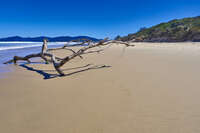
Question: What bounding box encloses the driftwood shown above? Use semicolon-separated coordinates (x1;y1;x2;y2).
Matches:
4;38;134;76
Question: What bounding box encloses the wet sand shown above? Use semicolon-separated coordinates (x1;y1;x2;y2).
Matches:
1;43;200;133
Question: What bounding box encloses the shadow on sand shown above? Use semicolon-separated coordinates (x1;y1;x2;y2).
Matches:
20;63;111;80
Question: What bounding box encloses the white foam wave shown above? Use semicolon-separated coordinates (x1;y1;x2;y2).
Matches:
0;41;41;44
0;44;42;51
0;42;77;51
0;42;70;51
0;41;70;44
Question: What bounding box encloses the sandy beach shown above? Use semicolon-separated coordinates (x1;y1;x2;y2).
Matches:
1;42;200;133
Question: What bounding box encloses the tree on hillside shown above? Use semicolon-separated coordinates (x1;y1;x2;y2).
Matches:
115;35;121;40
138;27;147;32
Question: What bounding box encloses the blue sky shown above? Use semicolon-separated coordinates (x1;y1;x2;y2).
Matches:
0;0;199;39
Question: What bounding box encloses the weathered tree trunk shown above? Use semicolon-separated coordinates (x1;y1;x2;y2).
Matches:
4;38;134;76
41;39;48;54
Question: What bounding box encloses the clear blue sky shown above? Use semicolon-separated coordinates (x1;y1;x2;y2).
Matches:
0;0;199;39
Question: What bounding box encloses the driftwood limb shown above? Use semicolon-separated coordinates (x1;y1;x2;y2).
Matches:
49;39;134;75
4;38;134;76
3;53;62;64
48;47;83;59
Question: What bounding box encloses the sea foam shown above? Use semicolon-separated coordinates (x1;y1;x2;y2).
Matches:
0;42;69;51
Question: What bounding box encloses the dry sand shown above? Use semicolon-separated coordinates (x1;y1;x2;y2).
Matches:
1;42;200;133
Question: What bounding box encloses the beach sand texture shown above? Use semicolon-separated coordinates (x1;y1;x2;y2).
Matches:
1;43;200;133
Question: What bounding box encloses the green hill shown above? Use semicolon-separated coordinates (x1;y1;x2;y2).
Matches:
117;16;200;42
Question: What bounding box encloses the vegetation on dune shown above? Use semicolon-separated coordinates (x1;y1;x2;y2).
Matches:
117;16;200;42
